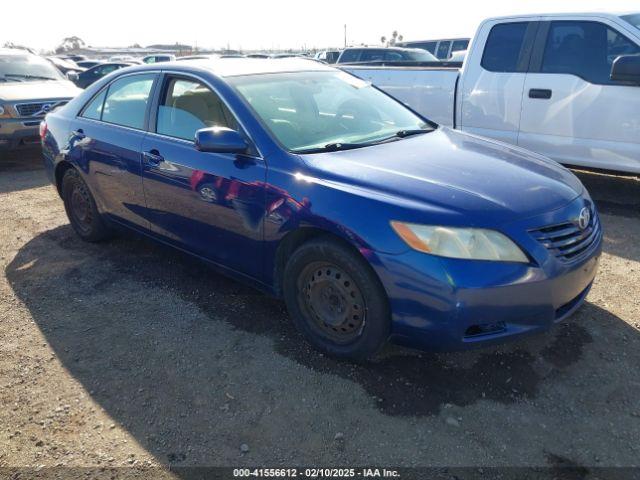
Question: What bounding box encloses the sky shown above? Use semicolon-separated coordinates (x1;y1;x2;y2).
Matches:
3;0;639;52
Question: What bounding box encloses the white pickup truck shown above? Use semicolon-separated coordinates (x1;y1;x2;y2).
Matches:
344;12;640;174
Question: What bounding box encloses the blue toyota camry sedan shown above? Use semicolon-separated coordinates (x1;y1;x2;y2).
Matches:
41;58;602;359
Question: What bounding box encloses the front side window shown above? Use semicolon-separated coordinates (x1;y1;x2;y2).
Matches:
541;21;640;84
98;65;120;76
229;71;430;153
101;74;155;129
337;50;360;63
360;50;385;62
481;22;529;72
156;77;238;141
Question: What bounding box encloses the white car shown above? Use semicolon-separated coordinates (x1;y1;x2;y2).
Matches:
345;12;640;174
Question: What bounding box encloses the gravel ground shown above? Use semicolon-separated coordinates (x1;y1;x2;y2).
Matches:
0;149;639;477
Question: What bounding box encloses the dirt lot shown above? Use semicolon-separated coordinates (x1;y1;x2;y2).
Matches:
0;149;639;477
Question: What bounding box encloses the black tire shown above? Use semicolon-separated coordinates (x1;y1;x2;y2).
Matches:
61;168;111;242
283;237;390;360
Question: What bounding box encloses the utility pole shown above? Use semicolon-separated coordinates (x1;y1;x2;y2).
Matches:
344;24;347;48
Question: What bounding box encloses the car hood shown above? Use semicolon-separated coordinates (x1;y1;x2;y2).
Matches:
0;80;81;101
299;128;584;226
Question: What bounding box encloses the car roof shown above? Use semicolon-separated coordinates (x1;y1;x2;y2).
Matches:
342;46;426;52
484;11;637;22
121;57;333;77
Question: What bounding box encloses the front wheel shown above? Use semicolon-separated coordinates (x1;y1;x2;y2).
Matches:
283;237;390;360
61;168;111;242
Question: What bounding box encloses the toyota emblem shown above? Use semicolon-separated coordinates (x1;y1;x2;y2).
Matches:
577;207;591;230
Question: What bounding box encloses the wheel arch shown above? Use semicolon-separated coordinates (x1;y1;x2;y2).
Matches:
272;225;382;298
54;160;76;196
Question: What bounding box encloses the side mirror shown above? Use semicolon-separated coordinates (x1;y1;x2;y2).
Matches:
67;71;79;82
195;127;249;154
611;54;640;85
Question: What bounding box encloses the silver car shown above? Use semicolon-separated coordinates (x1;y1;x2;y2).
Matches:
0;49;81;149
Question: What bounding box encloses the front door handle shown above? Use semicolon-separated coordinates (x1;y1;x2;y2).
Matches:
143;149;164;167
529;88;552;99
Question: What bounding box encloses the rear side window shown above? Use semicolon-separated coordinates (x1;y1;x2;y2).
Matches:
451;39;469;53
101;74;155;129
338;50;360;63
436;41;451;59
156;77;238;141
481;22;529;72
541;21;640;84
80;90;107;120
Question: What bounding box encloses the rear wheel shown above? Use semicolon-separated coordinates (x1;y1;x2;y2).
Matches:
61;168;111;242
283;237;390;360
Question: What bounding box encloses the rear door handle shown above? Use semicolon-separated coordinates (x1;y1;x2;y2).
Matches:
143;149;164;167
529;88;552;99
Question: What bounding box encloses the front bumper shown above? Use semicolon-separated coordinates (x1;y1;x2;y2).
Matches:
372;197;602;352
0;117;42;149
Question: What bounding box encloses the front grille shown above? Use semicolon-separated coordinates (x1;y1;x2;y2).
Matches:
15;101;67;117
529;213;600;262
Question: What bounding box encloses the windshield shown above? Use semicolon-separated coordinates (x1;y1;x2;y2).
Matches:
0;54;63;82
621;13;640;32
229;71;431;153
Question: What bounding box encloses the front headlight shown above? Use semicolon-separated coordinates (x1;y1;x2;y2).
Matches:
391;221;528;262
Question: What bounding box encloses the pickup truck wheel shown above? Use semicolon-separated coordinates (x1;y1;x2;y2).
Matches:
61;168;111;242
283;237;390;360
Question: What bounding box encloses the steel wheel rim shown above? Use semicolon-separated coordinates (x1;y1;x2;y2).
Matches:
297;261;366;344
70;182;93;234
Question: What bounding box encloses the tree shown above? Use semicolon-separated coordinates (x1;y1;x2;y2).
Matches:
380;31;403;47
55;36;86;53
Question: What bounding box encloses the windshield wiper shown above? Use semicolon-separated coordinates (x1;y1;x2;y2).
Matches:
4;73;57;81
294;128;436;154
295;142;370;154
395;128;434;138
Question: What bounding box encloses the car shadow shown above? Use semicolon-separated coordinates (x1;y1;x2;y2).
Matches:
6;223;640;469
573;169;640;220
0;147;50;193
572;170;640;263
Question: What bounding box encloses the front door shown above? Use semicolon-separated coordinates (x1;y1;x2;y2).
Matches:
518;19;640;172
140;74;266;279
459;21;537;145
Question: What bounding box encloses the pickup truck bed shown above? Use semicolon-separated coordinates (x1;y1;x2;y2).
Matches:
343;65;460;127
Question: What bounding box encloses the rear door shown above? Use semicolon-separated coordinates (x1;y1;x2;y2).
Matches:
458;20;539;144
69;72;158;229
518;17;640;172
